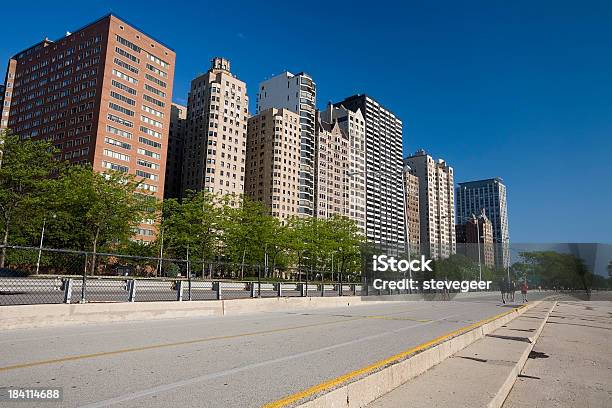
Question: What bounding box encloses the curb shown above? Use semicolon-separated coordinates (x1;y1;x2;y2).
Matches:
490;301;556;408
265;301;545;408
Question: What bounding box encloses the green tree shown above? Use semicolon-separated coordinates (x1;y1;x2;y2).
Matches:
286;216;364;281
53;166;155;273
324;216;364;279
0;133;62;267
161;190;222;276
284;216;310;277
430;254;479;281
517;251;592;291
223;197;285;277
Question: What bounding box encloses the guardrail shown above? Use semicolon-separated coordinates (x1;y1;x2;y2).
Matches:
0;276;366;306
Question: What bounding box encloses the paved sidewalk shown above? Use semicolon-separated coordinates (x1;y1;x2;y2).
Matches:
503;301;612;408
368;301;555;408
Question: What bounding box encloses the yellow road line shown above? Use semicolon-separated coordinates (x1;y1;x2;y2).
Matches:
362;315;431;322
0;317;363;372
262;305;526;408
0;306;430;372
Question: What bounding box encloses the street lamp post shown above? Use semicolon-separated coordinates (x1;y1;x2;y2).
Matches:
456;214;483;282
475;216;482;282
401;165;413;293
503;237;511;282
35;214;55;275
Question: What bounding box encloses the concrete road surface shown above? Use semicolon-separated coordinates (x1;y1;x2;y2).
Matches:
0;293;550;407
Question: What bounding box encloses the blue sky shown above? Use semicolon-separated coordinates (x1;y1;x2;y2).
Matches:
2;1;610;243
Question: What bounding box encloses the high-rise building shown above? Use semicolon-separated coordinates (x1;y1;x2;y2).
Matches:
321;104;366;234
256;72;316;217
334;95;404;254
403;169;420;256
456;177;509;268
456;211;495;268
0;83;5;166
313;110;349;220
0;83;6;129
182;58;248;200
404;150;456;259
1;14;176;240
245;108;301;221
164;103;186;199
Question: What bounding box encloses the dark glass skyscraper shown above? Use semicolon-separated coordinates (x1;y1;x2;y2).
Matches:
456;177;509;268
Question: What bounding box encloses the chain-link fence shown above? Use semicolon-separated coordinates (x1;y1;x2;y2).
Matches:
7;243;604;306
0;246;365;306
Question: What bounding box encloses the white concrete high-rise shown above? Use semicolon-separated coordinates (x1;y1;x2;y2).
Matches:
404;149;456;259
256;72;316;217
334;95;404;254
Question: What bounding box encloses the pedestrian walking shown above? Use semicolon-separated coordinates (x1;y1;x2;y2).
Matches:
499;278;507;304
520;280;528;303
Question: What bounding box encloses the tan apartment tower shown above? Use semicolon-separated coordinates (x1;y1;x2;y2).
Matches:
164;103;186;199
404;150;456;259
320;104;366;234
314;111;350;220
1;14;176;240
403;169;420;256
245;108;301;222
182;58;248;201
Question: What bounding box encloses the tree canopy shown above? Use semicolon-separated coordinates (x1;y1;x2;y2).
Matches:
0;132;62;266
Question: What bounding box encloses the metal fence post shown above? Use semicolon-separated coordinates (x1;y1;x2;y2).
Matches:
62;278;73;303
80;254;87;304
176;280;184;301
338;283;343;297
300;283;306;297
128;279;136;302
320;283;325;297
277;282;282;297
214;281;222;300
256;265;261;297
352;284;357;296
250;282;256;298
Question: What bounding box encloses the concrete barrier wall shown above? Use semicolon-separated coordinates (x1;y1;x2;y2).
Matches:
0;301;224;330
1;296;386;330
0;291;508;331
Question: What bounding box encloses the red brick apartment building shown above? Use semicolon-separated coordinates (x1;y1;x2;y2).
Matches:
1;14;175;240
